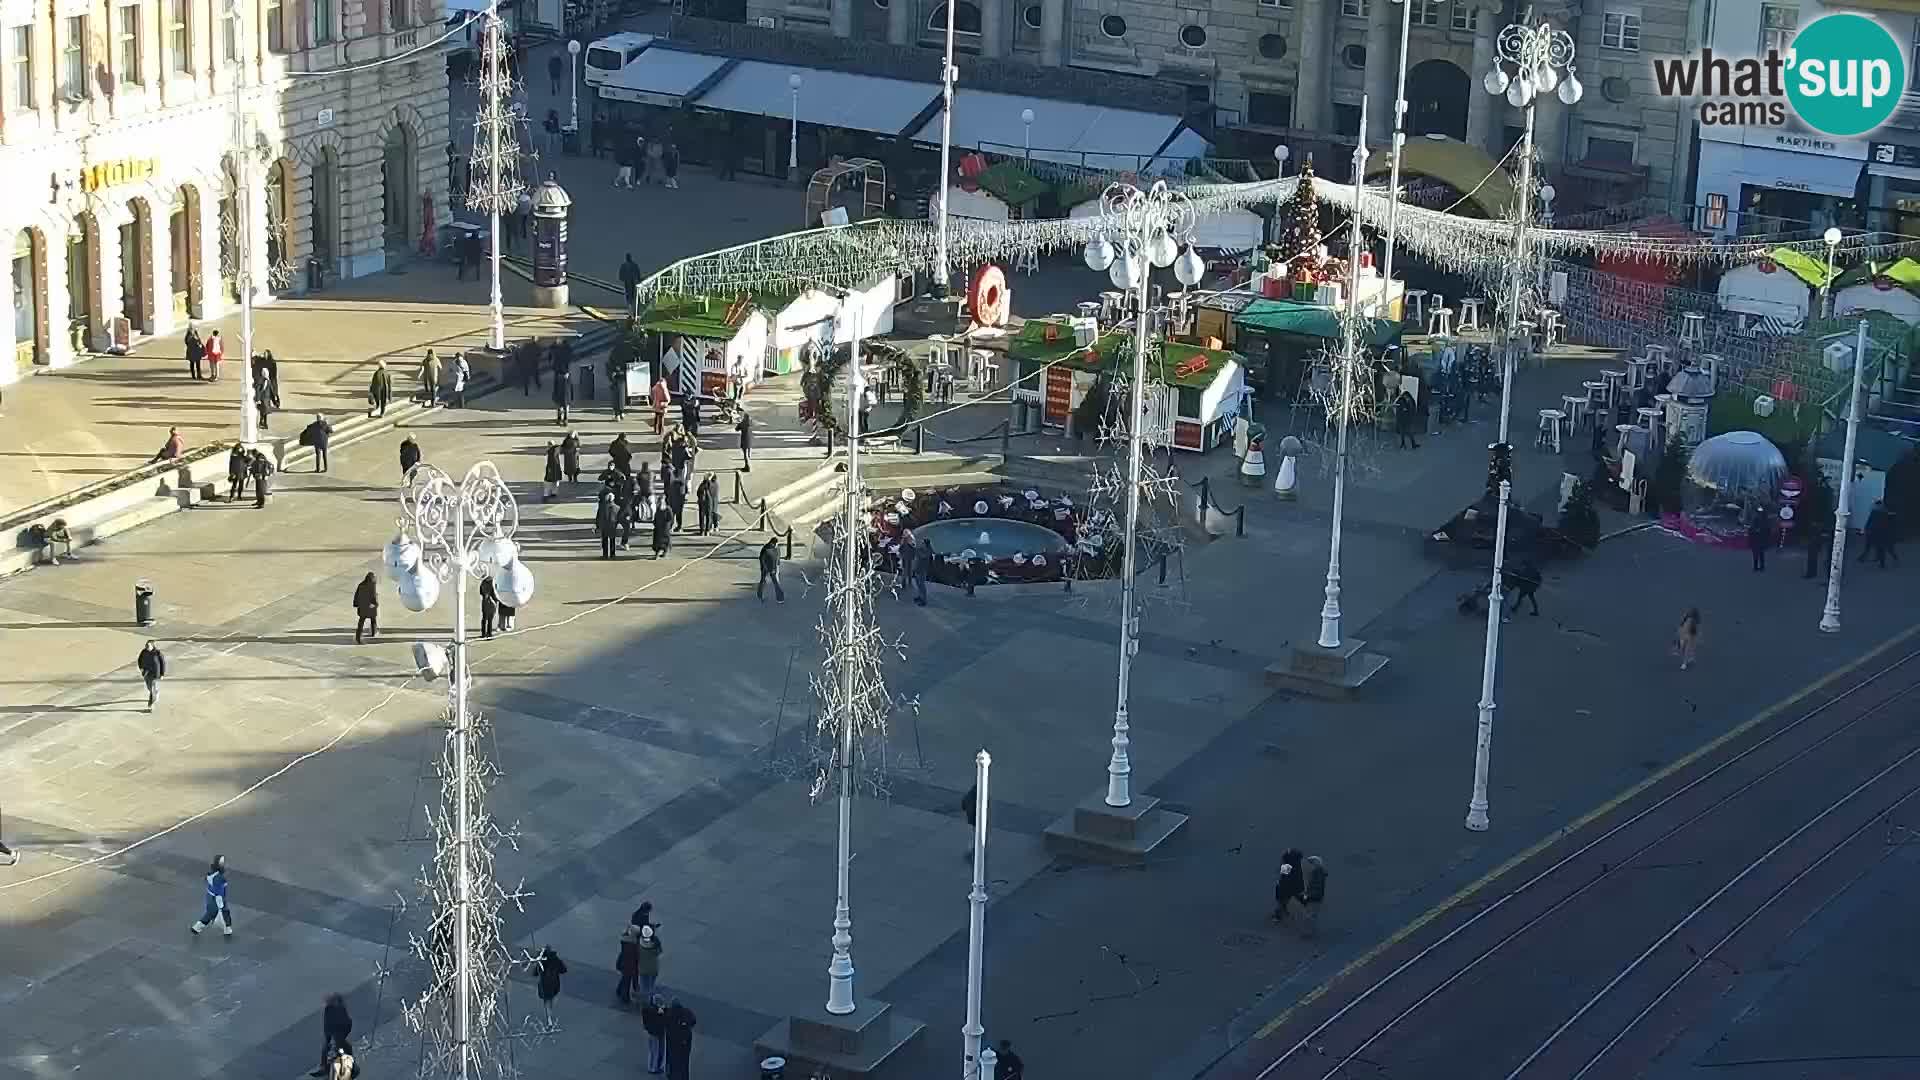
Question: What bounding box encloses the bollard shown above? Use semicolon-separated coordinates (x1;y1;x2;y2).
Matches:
134;582;155;626
1235;506;1247;537
977;1046;998;1080
1196;477;1211;525
1000;421;1010;458
915;424;925;454
783;526;793;561
1158;552;1168;585
758;1056;785;1080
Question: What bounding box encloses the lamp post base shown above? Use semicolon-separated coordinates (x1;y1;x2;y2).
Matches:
1265;637;1392;701
755;998;925;1077
1042;791;1189;866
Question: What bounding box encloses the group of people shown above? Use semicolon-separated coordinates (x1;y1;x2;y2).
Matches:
613;903;699;1077
225;443;279;507
590;428;721;560
413;349;471;409
611;132;681;190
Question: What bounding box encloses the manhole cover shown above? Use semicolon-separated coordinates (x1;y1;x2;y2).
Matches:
1223;932;1269;949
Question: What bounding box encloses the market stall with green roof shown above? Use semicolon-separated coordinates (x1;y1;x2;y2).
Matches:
1715;247;1833;329
1229;297;1404;400
1832;257;1920;325
633;292;773;400
1005;317;1246;452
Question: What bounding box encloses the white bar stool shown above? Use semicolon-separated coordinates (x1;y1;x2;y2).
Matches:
1561;393;1587;432
1405;289;1429;325
1644;343;1669;375
1428;306;1455;337
1626;357;1648;391
1601;369;1627;408
1537;409;1565;453
1458;297;1485;333
1679;311;1706;348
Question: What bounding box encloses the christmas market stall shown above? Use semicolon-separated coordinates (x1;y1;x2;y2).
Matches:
1715;247;1826;330
1831;258;1920;326
632;293;772;401
1231;297;1402;404
1003;317;1247;451
766;274;901;376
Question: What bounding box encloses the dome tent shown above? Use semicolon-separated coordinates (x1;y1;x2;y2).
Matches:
1687;430;1787;497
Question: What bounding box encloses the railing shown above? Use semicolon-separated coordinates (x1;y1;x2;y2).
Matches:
828;418;1012;459
731;471;795;560
1188;475;1247;538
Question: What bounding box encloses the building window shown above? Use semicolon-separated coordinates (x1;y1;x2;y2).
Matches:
1760;5;1797;56
312;0;336;45
1247;90;1291;126
62;16;87;99
169;0;190;73
265;0;285;53
1602;10;1641;51
117;4;141;85
1601;75;1630;102
1334;103;1360;135
1101;14;1126;38
1256;33;1287;59
1022;4;1040;29
1258;0;1293;10
389;0;412;29
1450;5;1478;31
1341;44;1366;69
1340;0;1368;18
8;25;33;111
925;2;980;35
1704;193;1728;230
1410;1;1441;27
1585;133;1636;164
1180;23;1206;48
1911;18;1920;92
223;7;239;63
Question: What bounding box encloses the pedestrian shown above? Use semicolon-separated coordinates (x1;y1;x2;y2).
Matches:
561;431;582;487
634;922;662;999
151;426;186;463
993;1039;1025;1080
301;414;334;472
260;349;282;408
610;432;634;475
368;358;392;418
1861;500;1900;567
641;993;668;1074
543;109;562;159
596;490;619;559
479;574;499;638
421;349;442;407
1297;854;1328;938
651;501;674;558
1502;559;1541;619
535;945;566;1024
255;377;275;433
309;993;352;1077
635;460;653;502
514;188;532;248
498;590;517;633
616;921;642;1006
663;997;697;1080
650;372;670;435
614;136;636;189
227;443;249;501
619;254;643;316
902;531;929;607
352;572;379;644
547;51;563;95
137;639;166;710
451;352;470;409
634;134;651;185
662;141;680;189
206;329;224;381
250;450;274;508
757;536;785;602
1395;388;1419;449
1674;607;1701;671
185;324;205;380
858;383;876;435
736;410;753;472
696;474;717;535
552;363;573;425
542;443;562;501
400;434;422;478
1272;847;1305;922
190;854;234;936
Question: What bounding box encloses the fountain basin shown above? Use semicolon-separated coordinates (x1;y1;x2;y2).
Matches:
916;518;1069;561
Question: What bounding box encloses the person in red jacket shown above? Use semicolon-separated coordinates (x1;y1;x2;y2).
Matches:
205;330;225;382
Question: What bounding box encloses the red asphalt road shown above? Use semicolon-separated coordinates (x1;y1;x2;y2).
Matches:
1207;642;1920;1080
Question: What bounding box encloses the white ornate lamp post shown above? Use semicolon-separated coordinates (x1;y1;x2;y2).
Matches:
1021;108;1034;159
1466;15;1579;833
1821;226;1842;318
469;6;521;352
386;461;536;1077
788;73;802;181
1821;318;1870;633
825;291;869;1015
1081;183;1205;808
225;0;258;445
566;39;581;132
1380;0;1433;309
960;749;992;1080
1317;97;1370;650
935;8;959;297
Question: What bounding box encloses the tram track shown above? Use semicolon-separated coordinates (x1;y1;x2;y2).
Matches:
1244;643;1920;1080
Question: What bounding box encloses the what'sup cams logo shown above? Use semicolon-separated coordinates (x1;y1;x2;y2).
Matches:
1653;13;1906;137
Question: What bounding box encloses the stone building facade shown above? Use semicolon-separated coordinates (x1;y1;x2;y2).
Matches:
1;0;449;380
741;0;1699;211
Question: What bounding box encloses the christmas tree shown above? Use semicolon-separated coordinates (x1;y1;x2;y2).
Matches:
1280;157;1322;265
1559;478;1600;549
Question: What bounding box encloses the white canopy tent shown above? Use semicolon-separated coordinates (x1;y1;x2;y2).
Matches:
1834;282;1920;325
1717;264;1812;328
934;185;1010;224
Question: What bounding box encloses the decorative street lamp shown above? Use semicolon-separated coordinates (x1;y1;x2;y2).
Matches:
1021;107;1034;159
960;749;992;1080
1821;226;1843;318
788;72;802;180
386;461;536;1079
934;0;960;297
1271;144;1291;245
1380;0;1438;314
1467;14;1579;834
226;0;258;446
1821;318;1870;633
566;39;581;133
1317;97;1371;650
1081;182;1206;809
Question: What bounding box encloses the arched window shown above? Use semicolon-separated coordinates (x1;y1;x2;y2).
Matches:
926;2;981;35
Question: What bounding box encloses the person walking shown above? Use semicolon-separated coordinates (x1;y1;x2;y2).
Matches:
595;491;620;560
634;134;652;186
255;377;275;434
546;52;563;95
205;330;225;382
542;443;563;501
858;383;876;435
561;431;582;487
185;324;206;381
534;945;566;1024
400;435;422;478
1272;848;1306;922
352;572;379;644
151;426;187;463
641;994;669;1074
479;574;500;638
552;362;573;425
451;352;470;409
661;141;680;189
1747;512;1770;571
614;137;636;189
368;358;392;418
421;349;443;407
190;854;234;936
1861;500;1900;567
1674;607;1701;671
260;350;282;409
736;410;753;472
666;468;687;532
645;137;665;189
249;450;274;508
616;921;643;1006
137;640;166;710
901;531;929;606
634;922;662;999
1395;388;1419;449
695;474;718;535
650;372;670;435
1502;559;1541;620
542;109;562;159
227;443;249;502
309;993;353;1077
1297;854;1329;939
619;254;643;317
993;1039;1025;1080
301;414;334;472
959;780;980;859
757;536;785;602
651;501;674;559
662;998;697;1080
610;432;635;476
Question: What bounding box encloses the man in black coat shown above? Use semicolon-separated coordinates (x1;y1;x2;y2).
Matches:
1748;512;1771;571
663;999;697;1080
993;1038;1025;1080
609;433;634;476
651;503;674;559
400;435;422;478
737;411;753;472
310;993;352;1077
552;365;573;425
249;451;274;509
137;641;166;711
666;469;687;532
619;254;643;316
300;415;334;472
608;333;632;421
695;474;718;535
757;537;785;602
595;492;619;559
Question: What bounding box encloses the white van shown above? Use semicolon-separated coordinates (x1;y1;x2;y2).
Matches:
583;32;655;90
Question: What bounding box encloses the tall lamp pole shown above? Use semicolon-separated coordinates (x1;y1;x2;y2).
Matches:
960;749;992;1080
387;462;537;1079
1080;183;1206;808
1379;0;1422;312
469;5;517;352
788;72;802;180
1821;227;1842;318
826;292;866;1016
1820;317;1869;633
1271;144;1289;245
935;1;958;297
1467;15;1580;833
226;0;258;445
1318;96;1368;649
1021;107;1034;160
566;39;581;132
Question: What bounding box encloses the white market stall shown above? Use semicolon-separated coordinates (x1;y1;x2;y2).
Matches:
633;294;772;401
1717;260;1813;329
766;274;899;375
934;185;1010;224
1834;280;1920;325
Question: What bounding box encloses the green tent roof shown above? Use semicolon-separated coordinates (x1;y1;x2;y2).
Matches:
976;163;1050;206
1770;246;1839;289
1232;298;1403;346
1007;319;1242;388
636;291;798;338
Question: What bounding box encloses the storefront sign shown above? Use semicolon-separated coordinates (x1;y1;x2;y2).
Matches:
1870;141;1920;168
599;85;680;108
78;158;156;192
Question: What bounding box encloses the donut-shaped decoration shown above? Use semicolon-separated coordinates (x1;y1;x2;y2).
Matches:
969;264;1011;327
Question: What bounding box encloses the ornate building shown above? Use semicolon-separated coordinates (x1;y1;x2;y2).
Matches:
2;0;449;379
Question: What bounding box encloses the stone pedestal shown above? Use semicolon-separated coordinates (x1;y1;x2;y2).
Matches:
1264;638;1390;700
755;998;926;1077
1043;792;1189;865
532;281;569;308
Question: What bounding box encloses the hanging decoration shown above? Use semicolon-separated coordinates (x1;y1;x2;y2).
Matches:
968;264;1010;327
801;340;925;441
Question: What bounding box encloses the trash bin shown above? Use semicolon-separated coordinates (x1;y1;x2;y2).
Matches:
562;125;580;156
134;582;154;626
579;363;595;400
758;1057;785;1080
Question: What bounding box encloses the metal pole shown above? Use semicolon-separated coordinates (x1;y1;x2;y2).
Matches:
1821;243;1837;319
1318;96;1367;650
232;7;258;446
568;46;579;131
1465;478;1510;831
1820;318;1868;633
935;2;957;296
960;749;992;1080
451;516;473;1077
1107;252;1151;809
789;80;800;177
826;294;862;1016
1498;101;1536;448
1379;0;1414;314
485;11;505;352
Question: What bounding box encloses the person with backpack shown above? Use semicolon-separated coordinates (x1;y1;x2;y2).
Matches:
190;854;234;936
300;414;334;472
137;640;166;710
249;450;275;509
